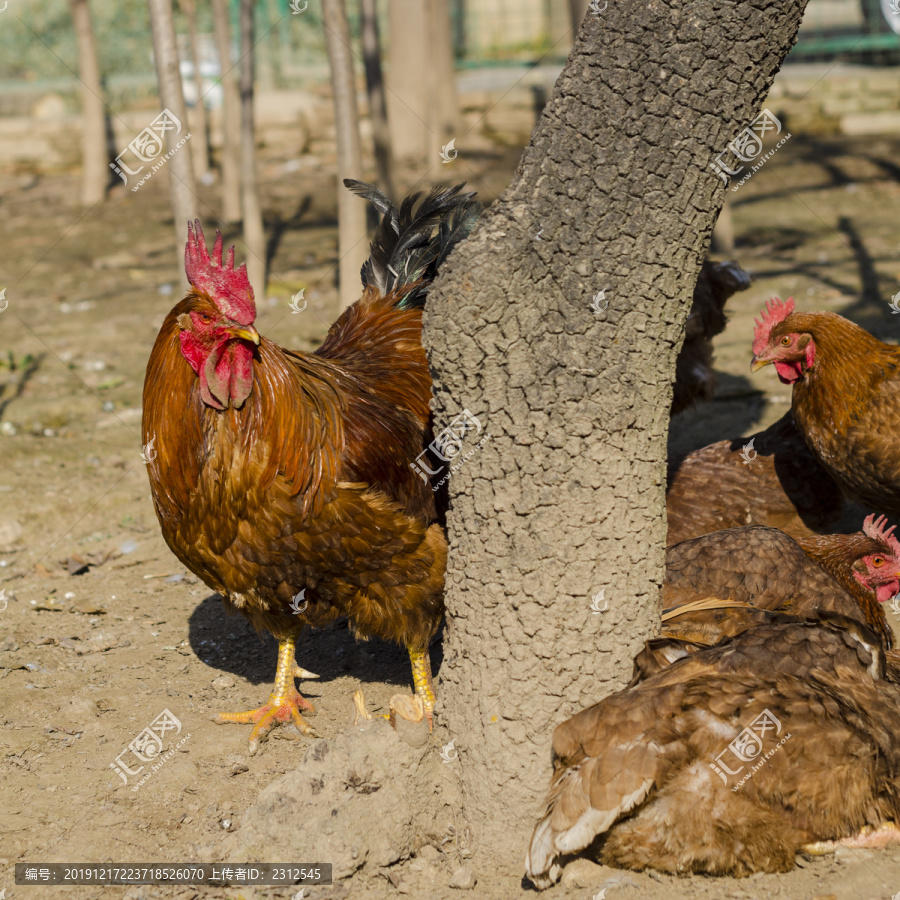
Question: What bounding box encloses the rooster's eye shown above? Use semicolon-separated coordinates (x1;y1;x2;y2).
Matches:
872;556;885;567
780;336;791;346
198;313;211;324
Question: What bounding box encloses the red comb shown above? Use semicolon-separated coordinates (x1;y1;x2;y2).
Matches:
184;220;256;326
752;297;795;356
863;514;900;557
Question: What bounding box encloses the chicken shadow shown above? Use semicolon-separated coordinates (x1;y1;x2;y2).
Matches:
186;593;443;695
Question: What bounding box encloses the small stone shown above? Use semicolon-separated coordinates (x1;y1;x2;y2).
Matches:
449;866;476;890
560;857;606;888
418;844;441;862
0;636;18;652
212;675;235;690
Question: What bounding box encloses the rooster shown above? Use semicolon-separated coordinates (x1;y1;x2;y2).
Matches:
142;180;481;753
662;514;899;650
751;298;900;517
672;259;752;416
525;614;900;887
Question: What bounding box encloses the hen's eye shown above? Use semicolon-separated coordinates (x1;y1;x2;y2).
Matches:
198;313;211;324
872;556;885;567
780;336;791;346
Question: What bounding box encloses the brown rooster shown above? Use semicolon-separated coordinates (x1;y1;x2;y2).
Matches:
662;514;900;650
142;180;481;752
525;614;900;887
672;259;752;415
751;298;900;517
666;411;854;545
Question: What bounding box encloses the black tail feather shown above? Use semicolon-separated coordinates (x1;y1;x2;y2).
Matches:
344;179;482;308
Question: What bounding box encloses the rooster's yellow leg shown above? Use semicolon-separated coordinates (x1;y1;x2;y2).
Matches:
408;645;435;729
217;632;317;755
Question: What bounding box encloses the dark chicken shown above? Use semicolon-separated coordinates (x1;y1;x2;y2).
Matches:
142;181;480;752
666;411;853;545
526;615;900;887
672;259;752;415
662;514;900;649
751;298;900;517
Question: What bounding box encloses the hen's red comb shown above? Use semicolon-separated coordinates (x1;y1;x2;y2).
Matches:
184;220;256;326
751;297;795;356
863;514;900;557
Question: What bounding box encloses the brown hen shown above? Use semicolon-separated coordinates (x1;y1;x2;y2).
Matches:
526;615;900;887
142;180;480;752
662;515;900;649
751;298;900;516
666;411;855;545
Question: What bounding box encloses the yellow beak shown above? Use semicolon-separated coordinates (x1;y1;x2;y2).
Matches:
226;325;260;345
751;356;771;372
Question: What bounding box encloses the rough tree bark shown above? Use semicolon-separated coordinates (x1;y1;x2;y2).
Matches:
423;0;810;867
181;0;212;182
239;0;267;295
69;0;107;206
211;0;242;223
322;0;367;309
360;0;396;200
148;0;199;279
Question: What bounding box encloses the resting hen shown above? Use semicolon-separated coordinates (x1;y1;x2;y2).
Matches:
525;614;900;887
142;180;481;752
666;411;854;545
751;298;900;516
662;514;899;649
672;259;752;415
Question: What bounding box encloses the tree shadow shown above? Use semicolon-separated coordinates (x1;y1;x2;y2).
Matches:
0;352;43;423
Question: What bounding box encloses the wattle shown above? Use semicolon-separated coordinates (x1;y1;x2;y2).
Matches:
774;361;802;384
202;339;254;409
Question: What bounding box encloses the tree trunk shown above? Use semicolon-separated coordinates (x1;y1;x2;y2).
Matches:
425;0;458;163
322;0;367;309
386;0;429;162
239;0;267;296
360;0;396;200
423;0;809;868
211;0;242;223
148;0;199;279
181;0;212;182
69;0;107;206
567;0;589;32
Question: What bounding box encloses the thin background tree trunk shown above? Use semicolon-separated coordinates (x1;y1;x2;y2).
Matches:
181;0;212;182
360;0;396;200
148;0;199;281
211;0;242;223
424;0;810;868
426;0;458;163
322;0;366;309
386;0;428;162
69;0;107;206
239;0;266;295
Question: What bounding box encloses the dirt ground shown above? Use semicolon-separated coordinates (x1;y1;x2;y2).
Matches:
5;113;900;900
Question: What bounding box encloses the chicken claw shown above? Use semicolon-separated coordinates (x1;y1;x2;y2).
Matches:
217;633;317;754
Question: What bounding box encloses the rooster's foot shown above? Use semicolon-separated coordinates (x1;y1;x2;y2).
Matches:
407;645;435;731
216;631;317;754
802;821;900;856
217;688;316;754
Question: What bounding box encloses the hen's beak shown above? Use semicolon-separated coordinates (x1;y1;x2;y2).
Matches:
751;355;772;372
226;325;260;345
